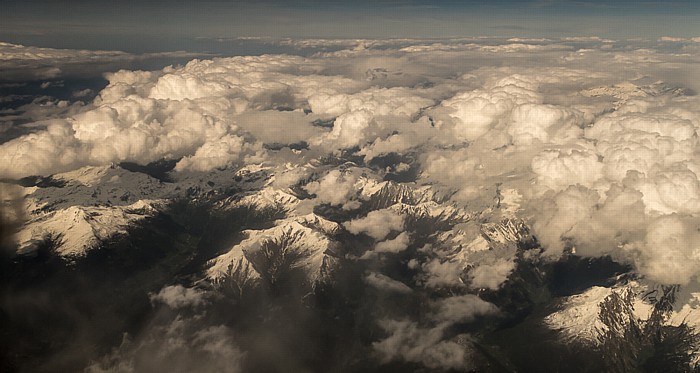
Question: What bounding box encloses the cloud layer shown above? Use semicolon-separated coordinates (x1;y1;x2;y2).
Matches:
4;37;700;287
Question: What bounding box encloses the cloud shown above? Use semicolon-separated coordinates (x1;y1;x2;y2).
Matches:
629;215;700;285
174;135;248;172
431;294;499;324
373;319;471;370
234;110;317;145
0;42;204;82
304;169;360;209
418;257;465;289
0;121;81;178
11;36;700;373
364;272;412;294
149;285;208;309
4;37;700;286
531;148;604;191
372;295;497;369
374;232;410;253
468;258;516;290
87;319;244;373
344;208;404;240
86;284;244;373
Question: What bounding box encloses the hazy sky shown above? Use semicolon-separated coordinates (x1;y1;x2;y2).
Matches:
1;0;699;51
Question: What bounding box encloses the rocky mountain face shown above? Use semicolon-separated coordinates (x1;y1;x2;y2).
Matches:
2;159;700;373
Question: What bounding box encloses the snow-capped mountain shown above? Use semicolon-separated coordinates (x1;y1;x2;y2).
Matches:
545;280;700;347
16;199;160;257
7;157;700;372
580;81;689;102
206;213;341;283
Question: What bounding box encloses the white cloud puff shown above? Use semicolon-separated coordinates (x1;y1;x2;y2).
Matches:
175;135;247;172
468;258;516;290
419;257;465;289
375;232;410;253
364;272;412;294
304;169;359;208
431;295;499;324
531;148;604;191
344;209;404;240
150;285;208;309
372;295;496;369
325;109;375;148
507;103;582;146
437;75;541;141
0;42;201;81
630;215;700;285
0;121;81;178
373;319;470;370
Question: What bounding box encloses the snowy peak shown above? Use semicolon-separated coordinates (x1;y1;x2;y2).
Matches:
294;213;342;235
480;218;534;246
545;281;700;348
364;181;436;210
206;214;340;283
580;81;688;101
16;199;160;257
27;165;170;214
218;186;301;213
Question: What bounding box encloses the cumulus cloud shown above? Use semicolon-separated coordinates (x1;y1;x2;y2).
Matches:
629;215;700;285
149;285;208;309
4;37;700;286
468;258;517;290
0;121;81;178
0;42;203;81
373;295;497;369
532;185;643;257
431;295;499;324
235;110;317;145
87;320;244;373
418;257;466;289
374;232;410;253
344;209;404;240
364;272;412;294
88;285;243;373
373;319;471;370
174;135;248;172
531;148;604;191
304;169;360;209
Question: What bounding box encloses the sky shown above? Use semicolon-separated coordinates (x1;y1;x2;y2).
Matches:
1;0;699;52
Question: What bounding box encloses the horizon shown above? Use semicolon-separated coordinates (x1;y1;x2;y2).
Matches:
1;0;699;53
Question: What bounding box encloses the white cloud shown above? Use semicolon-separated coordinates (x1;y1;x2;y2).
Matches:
0;121;81;179
468;259;516;290
375;232;410;253
431;295;499;324
531;148;604;191
304;169;359;208
150;285;208;309
5;38;700;285
629;215;700;285
325;109;375;148
87;319;244;373
344;209;404;240
372;294;496;369
234;110;316;145
0;42;203;81
419;257;465;289
364;272;412;294
373;319;470;370
174;135;247;172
